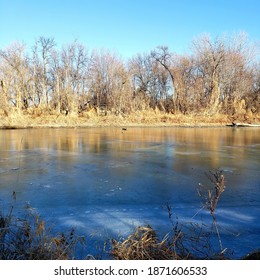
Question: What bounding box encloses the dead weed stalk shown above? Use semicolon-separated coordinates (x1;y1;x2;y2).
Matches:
198;170;225;253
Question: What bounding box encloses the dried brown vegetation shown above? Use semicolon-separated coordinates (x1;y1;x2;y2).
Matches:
198;170;226;253
0;204;84;260
111;226;174;260
110;222;211;260
0;33;259;128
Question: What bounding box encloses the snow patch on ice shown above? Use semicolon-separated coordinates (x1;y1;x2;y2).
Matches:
60;218;86;229
218;209;255;222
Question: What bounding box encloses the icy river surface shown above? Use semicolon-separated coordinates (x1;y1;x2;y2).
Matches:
0;127;260;258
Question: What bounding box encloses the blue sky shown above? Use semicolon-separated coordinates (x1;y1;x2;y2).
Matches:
0;0;259;58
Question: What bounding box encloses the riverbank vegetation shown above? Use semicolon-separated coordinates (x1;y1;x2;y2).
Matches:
1;207;259;260
0;203;84;260
0;32;259;128
1;171;259;260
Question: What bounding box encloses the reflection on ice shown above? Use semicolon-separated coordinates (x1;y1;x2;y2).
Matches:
175;151;201;155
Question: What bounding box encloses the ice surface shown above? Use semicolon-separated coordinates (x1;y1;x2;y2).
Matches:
0;127;260;259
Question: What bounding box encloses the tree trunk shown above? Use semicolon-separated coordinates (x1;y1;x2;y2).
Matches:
209;75;220;114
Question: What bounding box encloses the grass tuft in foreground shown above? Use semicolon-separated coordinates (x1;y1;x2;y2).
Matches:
0;204;84;260
111;226;175;260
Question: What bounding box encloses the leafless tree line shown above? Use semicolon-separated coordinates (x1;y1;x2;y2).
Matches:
0;33;259;117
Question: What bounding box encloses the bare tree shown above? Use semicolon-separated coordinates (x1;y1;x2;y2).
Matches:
87;49;127;114
59;41;89;115
33;37;56;109
151;46;176;112
0;79;9;116
129;53;154;110
129;51;172;112
49;49;61;113
171;55;196;113
192;35;226;114
0;42;31;112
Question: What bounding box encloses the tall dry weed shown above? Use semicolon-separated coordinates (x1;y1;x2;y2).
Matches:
198;170;225;253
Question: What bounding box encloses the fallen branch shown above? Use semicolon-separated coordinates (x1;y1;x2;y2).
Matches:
227;122;260;127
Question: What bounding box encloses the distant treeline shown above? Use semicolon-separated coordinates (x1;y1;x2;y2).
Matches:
0;32;259;117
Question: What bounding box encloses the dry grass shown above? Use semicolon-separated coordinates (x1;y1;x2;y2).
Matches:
1;108;259;128
111;226;181;260
0;204;85;260
198;170;226;253
10;104;253;125
110;222;227;260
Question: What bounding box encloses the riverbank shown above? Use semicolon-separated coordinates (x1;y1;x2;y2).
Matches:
1;111;259;128
1;203;259;260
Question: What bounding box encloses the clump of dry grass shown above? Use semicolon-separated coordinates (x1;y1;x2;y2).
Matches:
111;226;178;260
110;214;206;260
110;222;221;260
0;204;84;260
0;111;32;128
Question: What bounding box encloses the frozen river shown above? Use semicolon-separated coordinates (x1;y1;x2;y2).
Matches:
0;127;259;258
